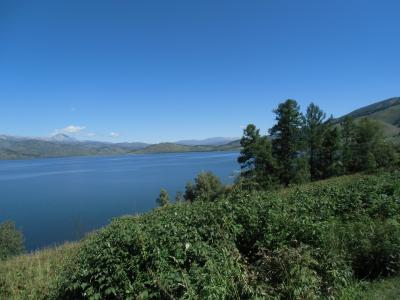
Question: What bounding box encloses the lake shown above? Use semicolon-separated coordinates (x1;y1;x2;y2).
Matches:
0;151;239;251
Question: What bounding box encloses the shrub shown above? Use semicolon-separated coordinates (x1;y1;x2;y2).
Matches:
53;202;249;299
183;171;225;202
338;218;400;279
0;220;25;260
250;246;323;299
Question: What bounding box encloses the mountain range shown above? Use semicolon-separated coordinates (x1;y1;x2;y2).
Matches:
175;137;238;146
1;97;399;160
0;134;240;160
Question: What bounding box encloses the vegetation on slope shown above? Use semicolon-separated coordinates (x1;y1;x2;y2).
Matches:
2;173;400;299
50;172;400;299
0;242;78;300
132;141;240;154
334;97;400;142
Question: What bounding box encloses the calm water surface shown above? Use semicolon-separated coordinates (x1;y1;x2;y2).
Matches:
0;151;239;250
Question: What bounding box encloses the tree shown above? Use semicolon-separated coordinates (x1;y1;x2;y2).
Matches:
374;141;398;169
238;124;277;189
184;172;224;202
183;182;196;202
269;99;306;186
156;188;170;207
341;116;357;173
303;103;327;180
238;124;262;173
175;191;184;203
352;118;395;171
319;124;342;178
341;117;397;173
0;220;25;260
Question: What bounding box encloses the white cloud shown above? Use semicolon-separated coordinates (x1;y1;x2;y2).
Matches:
109;132;121;138
54;125;86;135
86;132;96;137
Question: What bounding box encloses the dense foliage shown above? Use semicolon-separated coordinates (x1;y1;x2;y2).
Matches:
0;220;25;260
238;99;398;189
53;172;400;299
156;188;170;207
182;171;225;202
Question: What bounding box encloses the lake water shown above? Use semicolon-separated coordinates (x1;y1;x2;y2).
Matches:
0;151;239;251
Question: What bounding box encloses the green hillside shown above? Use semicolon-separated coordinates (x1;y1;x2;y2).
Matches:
335;97;400;141
132;141;241;154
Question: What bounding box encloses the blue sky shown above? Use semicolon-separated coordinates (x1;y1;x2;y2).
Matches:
1;0;399;143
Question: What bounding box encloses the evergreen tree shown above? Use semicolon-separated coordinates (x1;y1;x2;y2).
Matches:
320;124;342;178
238;124;277;189
269;99;306;186
254;135;278;188
156;188;170;207
341;116;356;173
374;141;398;169
352;118;395;171
238;124;262;175
303;103;327;180
341;117;397;173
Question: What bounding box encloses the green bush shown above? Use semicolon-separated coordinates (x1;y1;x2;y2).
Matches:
183;171;225;202
338;218;400;279
53;203;249;299
0;220;25;260
53;172;400;299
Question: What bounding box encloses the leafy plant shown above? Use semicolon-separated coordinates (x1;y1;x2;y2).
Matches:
0;220;25;260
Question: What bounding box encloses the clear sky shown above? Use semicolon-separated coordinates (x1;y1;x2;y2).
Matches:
1;0;399;143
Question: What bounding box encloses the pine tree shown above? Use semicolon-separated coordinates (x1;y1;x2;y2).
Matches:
341;117;397;173
303;103;326;180
341;116;356;173
238;124;277;189
238;124;262;174
253;136;278;188
352;118;390;171
269;99;306;186
320;124;342;178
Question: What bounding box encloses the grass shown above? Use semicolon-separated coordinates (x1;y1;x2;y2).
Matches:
0;242;79;300
359;277;400;300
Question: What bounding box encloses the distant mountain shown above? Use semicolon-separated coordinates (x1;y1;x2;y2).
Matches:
0;134;240;160
47;133;78;143
175;137;238;146
133;143;196;154
335;97;400;140
133;141;241;154
0;138;127;160
114;142;150;150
